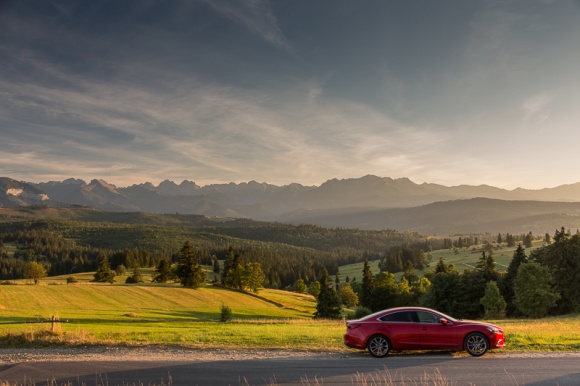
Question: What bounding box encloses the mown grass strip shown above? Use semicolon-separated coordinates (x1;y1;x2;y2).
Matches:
1;283;579;352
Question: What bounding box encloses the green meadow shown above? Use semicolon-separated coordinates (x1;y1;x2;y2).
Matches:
337;240;546;283
1;280;579;352
0;282;346;350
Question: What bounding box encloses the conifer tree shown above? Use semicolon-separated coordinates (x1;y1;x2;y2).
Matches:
92;256;116;284
175;241;206;289
435;257;448;273
152;259;174;283
476;251;497;282
225;251;244;290
502;244;527;316
314;270;342;319
361;260;374;309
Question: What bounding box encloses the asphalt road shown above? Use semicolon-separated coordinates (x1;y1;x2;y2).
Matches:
1;353;580;386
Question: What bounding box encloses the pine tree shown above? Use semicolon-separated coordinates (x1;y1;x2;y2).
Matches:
476;251;497;282
222;246;235;286
175;241;206;289
435;257;448;273
314;270;342;319
524;231;533;248
544;233;551;245
361;260;374;309
92;256;116;284
225;251;243;290
152;259;173;283
502;244;527;316
212;257;220;275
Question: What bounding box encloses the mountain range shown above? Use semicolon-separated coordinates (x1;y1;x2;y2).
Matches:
2;175;580;235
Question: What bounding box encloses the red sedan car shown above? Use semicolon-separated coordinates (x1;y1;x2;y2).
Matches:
344;307;505;357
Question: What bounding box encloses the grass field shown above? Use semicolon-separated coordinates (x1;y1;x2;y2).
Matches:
0;282;346;350
337;240;546;283
1;282;579;352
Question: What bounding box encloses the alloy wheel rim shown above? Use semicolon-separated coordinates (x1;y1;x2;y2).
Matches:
467;335;487;354
370;337;388;356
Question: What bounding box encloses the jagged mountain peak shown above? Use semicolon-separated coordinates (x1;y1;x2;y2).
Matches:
5;175;580;234
0;177;49;205
87;179;120;194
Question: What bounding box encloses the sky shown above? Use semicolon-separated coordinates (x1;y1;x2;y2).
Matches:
1;0;580;190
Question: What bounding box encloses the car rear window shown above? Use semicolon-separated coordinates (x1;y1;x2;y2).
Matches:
379;311;417;322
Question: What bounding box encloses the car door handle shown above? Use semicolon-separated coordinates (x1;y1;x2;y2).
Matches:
422;327;427;330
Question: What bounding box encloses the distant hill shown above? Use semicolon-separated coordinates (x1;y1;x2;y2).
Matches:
280;198;580;235
3;175;580;234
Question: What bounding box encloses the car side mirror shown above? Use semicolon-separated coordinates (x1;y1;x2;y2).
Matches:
440;318;448;326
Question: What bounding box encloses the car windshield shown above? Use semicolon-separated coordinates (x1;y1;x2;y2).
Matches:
435;310;458;322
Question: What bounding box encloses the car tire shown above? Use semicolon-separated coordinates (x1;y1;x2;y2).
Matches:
367;335;390;358
464;332;489;357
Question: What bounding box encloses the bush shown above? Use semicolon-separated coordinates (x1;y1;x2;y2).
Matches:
348;306;372;320
66;276;79;284
220;303;232;322
115;264;127;276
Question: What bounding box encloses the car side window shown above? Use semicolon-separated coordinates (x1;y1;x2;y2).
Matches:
416;311;440;323
379;311;416;322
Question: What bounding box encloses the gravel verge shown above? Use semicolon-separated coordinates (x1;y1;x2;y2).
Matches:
0;347;336;364
1;347;580;364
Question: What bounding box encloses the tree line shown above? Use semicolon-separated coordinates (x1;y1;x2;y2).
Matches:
310;227;578;319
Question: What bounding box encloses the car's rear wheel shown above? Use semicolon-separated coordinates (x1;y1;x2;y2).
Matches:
464;332;489;357
367;335;390;358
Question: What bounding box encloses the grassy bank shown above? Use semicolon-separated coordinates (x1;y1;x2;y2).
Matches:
1;283;579;352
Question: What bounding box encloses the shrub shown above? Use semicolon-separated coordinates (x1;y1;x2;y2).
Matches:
350;306;372;319
220;303;232;322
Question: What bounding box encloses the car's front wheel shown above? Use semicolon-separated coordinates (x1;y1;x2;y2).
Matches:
464;332;489;357
367;335;390;358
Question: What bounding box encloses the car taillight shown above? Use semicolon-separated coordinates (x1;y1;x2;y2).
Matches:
346;323;361;331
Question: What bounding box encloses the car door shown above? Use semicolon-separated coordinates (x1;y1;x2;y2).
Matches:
379;311;424;349
414;311;459;349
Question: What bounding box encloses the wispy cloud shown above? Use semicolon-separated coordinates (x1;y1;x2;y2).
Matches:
522;92;555;126
0;49;451;186
201;0;292;52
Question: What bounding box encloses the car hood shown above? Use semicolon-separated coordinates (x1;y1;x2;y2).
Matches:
458;319;502;330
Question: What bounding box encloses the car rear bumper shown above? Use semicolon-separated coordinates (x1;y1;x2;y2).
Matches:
343;334;366;350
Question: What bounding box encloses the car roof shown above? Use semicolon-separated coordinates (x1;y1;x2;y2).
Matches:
357;307;457;322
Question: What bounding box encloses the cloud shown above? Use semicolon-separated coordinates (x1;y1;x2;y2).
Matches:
522;92;555;126
200;0;292;52
0;48;453;187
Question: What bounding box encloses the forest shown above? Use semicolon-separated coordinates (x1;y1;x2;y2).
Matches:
0;208;578;319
